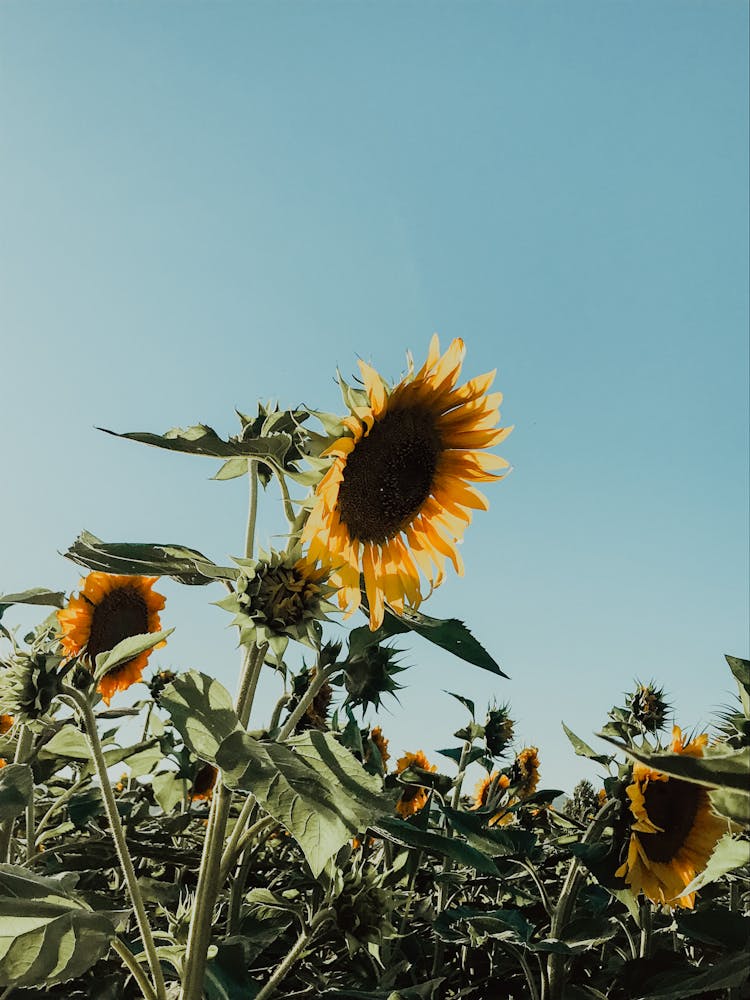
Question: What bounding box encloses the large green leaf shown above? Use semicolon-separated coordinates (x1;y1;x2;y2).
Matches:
159;670;243;762
93;629;173;682
0;589;66;622
709;786;750;826
680;834;750;896
98;423;292;464
371;815;499;874
726;654;750;715
0;866;117;987
65;531;239;586
218;729;396;877
350;604;507;677
634;950;750;999
0;765;33;823
597;736;750;793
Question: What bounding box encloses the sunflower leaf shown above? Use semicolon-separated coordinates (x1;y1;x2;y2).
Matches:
98;423;293;465
631;949;750;999
0;589;67;624
93;628;174;683
64;531;239;586
217;729;396;877
371;816;500;875
355;602;507;678
562;723;615;767
0;865;117;987
0;765;33;823
595;736;750;794
726;654;750;715
709;787;750;826
159;670;243;762
680;834;750;896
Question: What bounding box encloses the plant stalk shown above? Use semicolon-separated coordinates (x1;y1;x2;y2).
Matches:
0;725;34;861
254;908;333;1000
112;938;158;1000
62;687;166;1000
276;662;338;742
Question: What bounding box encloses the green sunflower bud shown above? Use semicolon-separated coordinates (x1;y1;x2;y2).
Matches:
342;643;405;712
217;547;335;664
625;680;671;734
0;651;62;725
149;669;178;703
333;863;395;958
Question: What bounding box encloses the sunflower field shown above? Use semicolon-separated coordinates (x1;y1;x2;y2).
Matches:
0;339;748;1000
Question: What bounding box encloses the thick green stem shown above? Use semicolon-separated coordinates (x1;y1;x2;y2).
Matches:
62;687;166;1000
547;800;618;1000
219;813;275;884
112;938;158;1000
276;663;338;742
254;909;333;1000
179;644;267;1000
0;725;34;862
497;942;541;1000
35;775;87;843
638;901;652;959
244;460;259;560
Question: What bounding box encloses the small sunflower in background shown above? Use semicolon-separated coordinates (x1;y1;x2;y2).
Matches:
616;726;730;908
395;750;437;818
513;746;540;798
57;573;166;705
189;763;218;802
0;715;14;735
369;726;390;770
472;771;511;826
303;336;512;629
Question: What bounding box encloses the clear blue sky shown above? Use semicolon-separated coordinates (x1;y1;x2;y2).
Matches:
1;1;748;793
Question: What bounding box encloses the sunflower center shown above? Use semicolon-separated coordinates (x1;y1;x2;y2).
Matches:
86;587;150;663
338;407;442;544
640;777;701;863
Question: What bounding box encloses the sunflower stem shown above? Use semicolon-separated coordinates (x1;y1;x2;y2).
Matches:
547;799;618;1000
244;459;259;560
112;937;158;1000
179;642;267;1000
638;901;652;958
275;662;339;742
0;725;34;863
61;686;167;1000
273;465;297;531
254;907;334;1000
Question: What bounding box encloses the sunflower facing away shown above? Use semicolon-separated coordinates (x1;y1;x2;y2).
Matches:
615;726;730;908
303;336;512;629
514;747;540;798
472;771;512;826
57;572;166;705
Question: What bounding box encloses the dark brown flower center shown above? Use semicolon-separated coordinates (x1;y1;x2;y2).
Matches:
640;776;701;863
86;586;149;663
338;407;442;544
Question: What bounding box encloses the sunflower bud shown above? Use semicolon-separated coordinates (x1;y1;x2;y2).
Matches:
626;681;671;734
217;548;333;664
0;651;62;725
333;863;395;957
149;669;178;704
343;644;405;712
484;702;515;757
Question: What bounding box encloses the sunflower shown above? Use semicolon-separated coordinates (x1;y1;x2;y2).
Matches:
370;726;390;769
303;336;512;629
615;726;730;908
472;771;512;826
57;573;166;705
190;763;219;802
0;715;13;735
514;747;540;798
395;750;437;818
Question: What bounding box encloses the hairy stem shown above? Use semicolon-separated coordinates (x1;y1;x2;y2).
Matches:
276;663;338;742
254;908;333;1000
112;938;158;1000
62;687;166;1000
244;459;259;560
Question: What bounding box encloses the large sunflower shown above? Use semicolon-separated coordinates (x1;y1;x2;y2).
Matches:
615;726;730;908
472;771;512;826
303;336;512;629
57;573;166;705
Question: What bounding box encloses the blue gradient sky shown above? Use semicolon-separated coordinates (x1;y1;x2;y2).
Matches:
2;1;748;792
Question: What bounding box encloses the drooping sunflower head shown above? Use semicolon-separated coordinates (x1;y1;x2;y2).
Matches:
369;726;390;770
511;747;540;798
626;681;671;734
395;749;437;818
302;336;512;629
471;771;512;826
484;702;515;757
189;762;219;802
615;725;730;908
57;572;167;706
0;651;62;725
218;548;334;664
